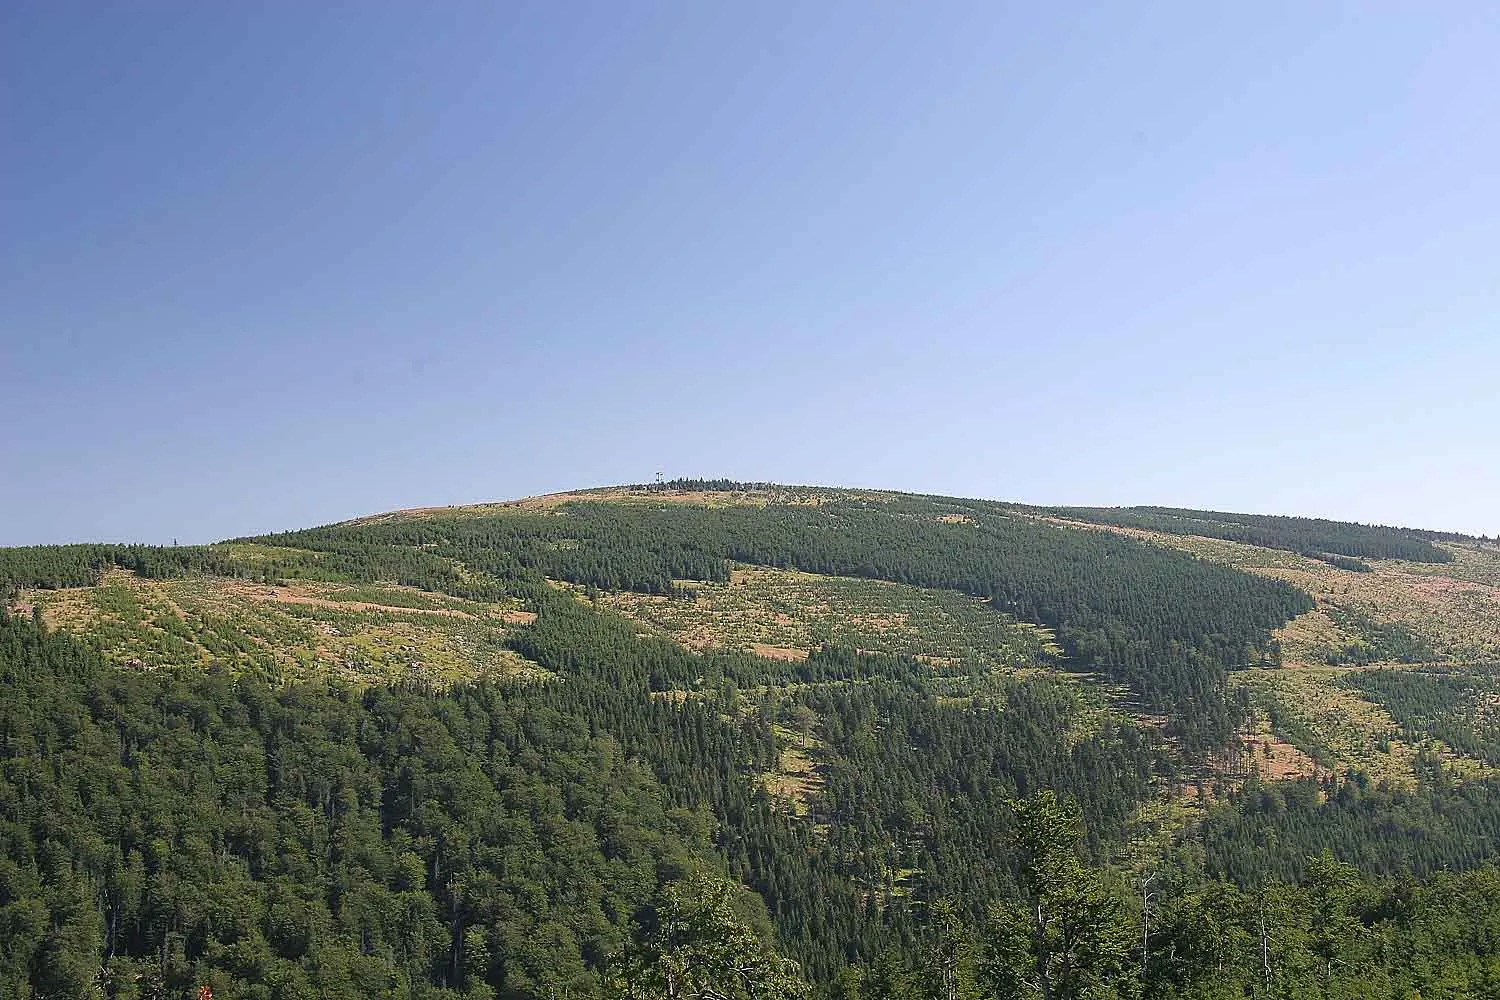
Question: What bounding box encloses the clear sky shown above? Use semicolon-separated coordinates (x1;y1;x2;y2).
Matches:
3;2;1498;544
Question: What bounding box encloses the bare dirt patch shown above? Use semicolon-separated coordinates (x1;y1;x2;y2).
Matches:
751;644;809;661
1238;732;1321;781
1405;573;1500;604
228;582;478;619
1233;668;1418;787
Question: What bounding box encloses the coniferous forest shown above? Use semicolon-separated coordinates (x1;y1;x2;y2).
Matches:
4;484;1500;999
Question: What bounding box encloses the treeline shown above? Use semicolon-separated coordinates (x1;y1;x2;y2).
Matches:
253;509;728;597
841;792;1500;1000
633;479;784;493
1343;667;1500;763
0;537;522;607
0;544;237;599
254;500;1311;750
1053;505;1457;563
1197;763;1500;884
1319;606;1434;665
1314;553;1372;573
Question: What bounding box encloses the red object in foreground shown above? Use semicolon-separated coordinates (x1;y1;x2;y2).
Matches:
198;988;213;1000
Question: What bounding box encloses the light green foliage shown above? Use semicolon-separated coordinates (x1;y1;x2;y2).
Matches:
1303;851;1364;991
607;870;809;1000
982;793;1135;1000
24;571;542;684
1343;666;1500;766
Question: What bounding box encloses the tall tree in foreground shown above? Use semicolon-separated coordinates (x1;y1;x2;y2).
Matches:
607;870;809;1000
982;793;1134;1000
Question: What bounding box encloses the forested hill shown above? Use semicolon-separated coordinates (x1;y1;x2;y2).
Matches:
254;489;1313;752
5;481;1500;998
2;485;1316;752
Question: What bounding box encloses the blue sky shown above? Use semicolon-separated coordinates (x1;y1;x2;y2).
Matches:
3;2;1498;544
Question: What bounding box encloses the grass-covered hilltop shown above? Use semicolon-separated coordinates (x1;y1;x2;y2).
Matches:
5;481;1500;999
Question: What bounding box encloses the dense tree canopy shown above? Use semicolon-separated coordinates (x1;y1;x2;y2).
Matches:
8;607;1500;1000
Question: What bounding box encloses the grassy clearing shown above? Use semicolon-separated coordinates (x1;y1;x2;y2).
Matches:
762;723;825;818
1270;555;1500;665
1231;668;1418;786
22;570;544;685
1411;542;1500;588
219;542;328;565
1232;663;1500;787
575;564;1058;671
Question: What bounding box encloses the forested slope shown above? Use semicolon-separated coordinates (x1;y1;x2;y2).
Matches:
7;611;1500;998
249;495;1310;752
5;481;1500;998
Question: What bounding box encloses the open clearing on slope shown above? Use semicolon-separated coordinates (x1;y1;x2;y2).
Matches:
762;723;825;819
1231;668;1417;786
570;564;1060;672
22;570;544;685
